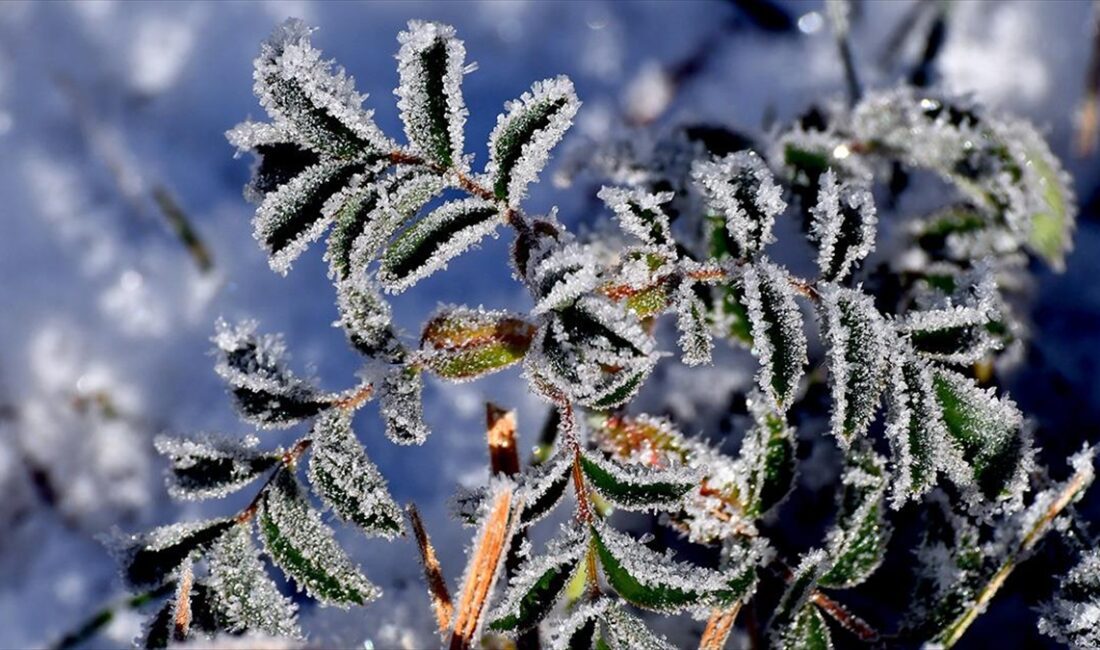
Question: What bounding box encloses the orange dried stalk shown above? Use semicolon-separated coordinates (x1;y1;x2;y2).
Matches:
408;504;455;637
699;602;742;650
486;404;521;477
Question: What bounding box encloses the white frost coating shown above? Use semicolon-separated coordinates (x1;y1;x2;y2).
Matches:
334;275;394;352
740;260;808;411
253;19;392;157
818;285;887;447
133;518;233;553
208;524;301;638
487;524;585;628
212;319;323;428
821;453;889;588
580;447;699;512
226;120;292;154
902;274;1002;366
378;197;501;294
597;186;675;249
771;548;830;648
307;409;403;538
809;169;878;281
253;161;349;275
378;366;429;445
603;603;676;650
883;348;952;508
674;280;713;366
486;76;580;207
395;21;469;170
1039;547;1100;649
515;452;572;527
154;433;271;500
259;473;380;607
691;151;786;258
345;170;447;276
547;598;610;650
529;242;602;315
593;519;756;612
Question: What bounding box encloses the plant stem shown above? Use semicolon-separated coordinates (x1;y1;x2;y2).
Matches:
52;584;173;650
938;460;1095;647
699;603;742;650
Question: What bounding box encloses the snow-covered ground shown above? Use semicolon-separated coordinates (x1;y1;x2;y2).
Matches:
0;1;1097;647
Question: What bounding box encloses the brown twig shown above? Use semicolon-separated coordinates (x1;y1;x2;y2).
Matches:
234;437;312;524
449;486;519;650
408;503;455;637
172;561;194;642
699;603;742;650
811;591;879;642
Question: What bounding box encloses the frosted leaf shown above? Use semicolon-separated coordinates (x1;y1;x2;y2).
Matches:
883;351;952;508
226;121;320;204
734;394;797;519
378;198;501;293
769;549;829;645
486;524;586;633
741;261;808;411
1039;549;1100;649
547;598;610;650
253;19;392;160
154;434;279;501
932;367;1030;505
818;451;891;589
528;241;602;315
692;151;786;259
673;280;713;366
121;518;235;588
526;295;656;409
395;21;469;170
486;76;580;206
818;285;888;446
334;276;404;362
591;519;760;613
579;447;698;512
254;161;366;274
771;123;872;187
597;186;675;249
208;523;300;638
259;470;379;606
901;277;1001;366
809;170;877;282
418;306;537;381
141;566;221;648
308;409;403;538
213;320;328;429
378;365;429;445
602;603;676;650
516;451;572;527
779;604;833;650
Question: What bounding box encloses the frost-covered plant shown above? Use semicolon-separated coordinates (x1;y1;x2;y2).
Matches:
107;18;1097;650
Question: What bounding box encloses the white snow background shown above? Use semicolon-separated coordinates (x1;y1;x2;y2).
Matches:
0;1;1098;648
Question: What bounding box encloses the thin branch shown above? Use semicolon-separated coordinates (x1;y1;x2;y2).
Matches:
172;561;194;642
52;584;174;650
699;602;742;650
408;503;455;637
811;591;879;642
486;403;521;477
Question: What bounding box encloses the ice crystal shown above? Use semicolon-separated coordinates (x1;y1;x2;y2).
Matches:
602;603;676;650
154;434;277;500
674;281;714;366
1039;548;1100;649
487;524;586;633
809;169;877;282
528;241;602;315
691;151;786;259
597;186;675;250
378;365;429;445
208;523;300;638
740;261;808;410
547;598;610;650
395;21;469;170
579;446;698;512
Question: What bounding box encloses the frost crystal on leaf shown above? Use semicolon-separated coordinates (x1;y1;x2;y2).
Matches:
578;447;698;512
121;518;235;588
818;451;891;588
418;306;537;381
378;365;429;445
597;186;675;249
741;261;808;411
334;275;403;362
515;451;572;527
1039;548;1100;649
901;276;1001;366
154;434;278;500
734;394;797;519
486;76;580;206
487;524;586;633
378;197;501;293
674;281;714;366
818;285;887;446
547;598;610;650
259;471;379;606
602;603;676;650
883;350;951;507
770;549;829;646
528;241;603;315
809;169;877;282
692;150;786;259
253;19;392;160
307;409;403;538
208;523;300;638
395;21;469;170
213;319;328;429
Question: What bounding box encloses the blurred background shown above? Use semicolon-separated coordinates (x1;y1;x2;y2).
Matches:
1;1;1098;648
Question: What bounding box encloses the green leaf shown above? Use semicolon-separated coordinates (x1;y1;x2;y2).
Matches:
308;409;404;538
579;449;696;512
208;523;300;637
598;187;675;248
692;150;786;259
378;198;501;293
818;451;891;588
819;286;888;446
738;397;796;518
547;598;609;650
674;281;713;366
601;603;676;650
518;452;572;526
419;307;537;380
488;526;586;633
334;276;405;363
123;519;235;588
259;471;379;606
780;605;833;650
741;261;808;410
487;76;579;206
1025;142;1075;270
378;365;429;445
155;435;279;501
932;368;1027;501
770;549;828;641
884;352;945;506
396;21;468;168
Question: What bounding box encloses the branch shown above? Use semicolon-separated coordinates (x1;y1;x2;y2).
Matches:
408;503;455;637
699;602;742;650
